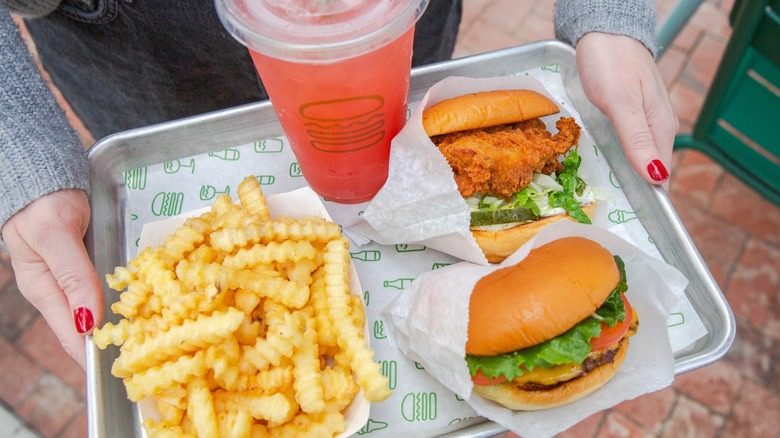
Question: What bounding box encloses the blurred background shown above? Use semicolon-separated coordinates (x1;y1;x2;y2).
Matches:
1;0;778;436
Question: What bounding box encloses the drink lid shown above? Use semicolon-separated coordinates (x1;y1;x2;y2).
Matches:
215;0;429;62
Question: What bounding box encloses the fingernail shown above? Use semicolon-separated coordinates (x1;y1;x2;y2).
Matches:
647;159;669;182
74;307;94;334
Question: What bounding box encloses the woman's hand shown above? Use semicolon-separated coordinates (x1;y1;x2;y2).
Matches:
2;189;103;369
575;32;678;188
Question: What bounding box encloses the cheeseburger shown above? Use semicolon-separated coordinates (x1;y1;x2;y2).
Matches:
466;237;638;410
422;90;604;263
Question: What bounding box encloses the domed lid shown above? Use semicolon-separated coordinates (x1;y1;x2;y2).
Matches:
215;0;429;62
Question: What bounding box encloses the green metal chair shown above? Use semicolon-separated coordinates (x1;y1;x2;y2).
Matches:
672;0;780;206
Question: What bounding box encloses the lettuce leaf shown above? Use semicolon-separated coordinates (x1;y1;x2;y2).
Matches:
466;256;628;381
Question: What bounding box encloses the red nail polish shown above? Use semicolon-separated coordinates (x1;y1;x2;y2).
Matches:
74;307;94;334
647;159;669;182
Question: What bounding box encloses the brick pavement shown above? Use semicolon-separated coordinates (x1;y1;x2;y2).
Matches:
1;0;779;436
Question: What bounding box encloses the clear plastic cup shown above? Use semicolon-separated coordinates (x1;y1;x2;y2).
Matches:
215;0;429;203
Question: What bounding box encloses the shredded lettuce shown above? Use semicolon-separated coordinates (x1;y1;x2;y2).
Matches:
467;147;594;226
466;256;628;381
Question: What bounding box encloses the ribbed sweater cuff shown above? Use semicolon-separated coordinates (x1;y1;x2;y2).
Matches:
554;0;658;58
0;9;90;235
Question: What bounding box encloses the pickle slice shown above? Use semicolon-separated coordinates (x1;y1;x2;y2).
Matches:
470;207;539;227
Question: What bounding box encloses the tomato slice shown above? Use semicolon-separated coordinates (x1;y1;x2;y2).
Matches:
590;294;633;351
471;369;507;386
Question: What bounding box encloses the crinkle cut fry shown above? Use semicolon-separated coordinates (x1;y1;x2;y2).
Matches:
209;216;342;252
222;240;318;270
112;307;244;378
124;350;209;402
323;238;391;402
238;175;271;221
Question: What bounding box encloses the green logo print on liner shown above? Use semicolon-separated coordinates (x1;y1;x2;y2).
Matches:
542;63;560;73
254;175;276;185
357;419;388;434
373;320;387;340
163;159;195;174
351;250;381;262
124;167;147;190
379;360;398;390
254;138;284;153
609;171;621;189
401;392;437;422
414;361;425;370
289;162;303;177
608;209;638;224
200;185;230;201
395;244;425;252
208;148;240;161
151;192;184;216
668;312;685;327
431;262;451;270
383;278;414;289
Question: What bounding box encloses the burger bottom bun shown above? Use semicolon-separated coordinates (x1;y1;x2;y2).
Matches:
471;203;597;264
472;337;628;411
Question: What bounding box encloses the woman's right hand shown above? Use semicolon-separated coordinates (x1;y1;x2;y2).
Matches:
2;189;104;370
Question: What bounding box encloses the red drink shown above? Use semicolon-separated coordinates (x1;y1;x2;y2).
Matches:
215;0;428;203
249;27;415;202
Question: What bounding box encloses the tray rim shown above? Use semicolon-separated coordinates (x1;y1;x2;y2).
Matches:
85;39;735;438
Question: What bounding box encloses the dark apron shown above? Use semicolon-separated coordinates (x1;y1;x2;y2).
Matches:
24;0;462;140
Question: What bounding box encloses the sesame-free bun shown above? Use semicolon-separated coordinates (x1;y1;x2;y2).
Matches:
473;337;629;411
422;90;560;137
471;203;597;263
466;237;619;356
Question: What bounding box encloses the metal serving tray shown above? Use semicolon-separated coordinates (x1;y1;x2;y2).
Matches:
85;40;735;437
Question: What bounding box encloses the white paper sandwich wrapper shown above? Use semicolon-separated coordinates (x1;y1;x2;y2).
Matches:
381;221;689;438
350;75;612;265
134;187;369;438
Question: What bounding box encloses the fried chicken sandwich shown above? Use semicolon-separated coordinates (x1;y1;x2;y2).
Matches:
422;89;602;262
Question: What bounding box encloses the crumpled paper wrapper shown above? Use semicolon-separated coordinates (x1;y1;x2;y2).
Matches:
382;220;687;438
134;187;369;438
350;75;611;265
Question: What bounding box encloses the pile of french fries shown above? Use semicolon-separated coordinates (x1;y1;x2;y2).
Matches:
93;176;390;437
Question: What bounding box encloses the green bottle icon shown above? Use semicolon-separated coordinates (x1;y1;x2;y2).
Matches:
358;419;388;435
401;392;438;422
395;244;426;252
379;360;398;390
542;63;560;73
199;185;230;201
431;262;451;270
289;162;303;177
124;167;147;190
608;209;638;224
253;138;284;153
373;321;387;340
208;148;240;161
383;278;414;289
351;250;381;262
163;158;195;174
151;192;184;217
254;175;275;185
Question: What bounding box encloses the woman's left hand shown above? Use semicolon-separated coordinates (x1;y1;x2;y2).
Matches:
575;32;678;188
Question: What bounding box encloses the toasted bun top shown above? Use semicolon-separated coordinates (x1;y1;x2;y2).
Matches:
466;237;619;356
422;89;560;137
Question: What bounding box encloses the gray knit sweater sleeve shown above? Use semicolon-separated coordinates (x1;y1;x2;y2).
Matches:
0;8;90;233
554;0;657;57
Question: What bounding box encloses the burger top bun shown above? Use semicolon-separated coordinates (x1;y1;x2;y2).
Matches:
422;89;560;137
466;237;619;356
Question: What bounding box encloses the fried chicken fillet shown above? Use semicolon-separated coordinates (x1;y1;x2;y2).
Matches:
431;117;581;198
